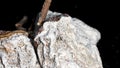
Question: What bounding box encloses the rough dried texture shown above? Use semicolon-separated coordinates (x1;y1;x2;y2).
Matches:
0;11;103;68
35;11;103;68
0;30;40;68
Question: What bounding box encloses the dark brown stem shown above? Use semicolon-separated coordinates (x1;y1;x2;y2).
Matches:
37;0;52;26
15;16;28;30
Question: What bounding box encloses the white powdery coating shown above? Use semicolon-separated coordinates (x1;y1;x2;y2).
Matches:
0;34;40;68
35;11;103;68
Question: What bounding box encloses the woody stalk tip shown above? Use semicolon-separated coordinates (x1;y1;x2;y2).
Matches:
37;0;52;26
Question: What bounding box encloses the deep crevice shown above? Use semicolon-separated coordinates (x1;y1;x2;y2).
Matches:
31;39;43;68
0;57;5;68
17;53;21;68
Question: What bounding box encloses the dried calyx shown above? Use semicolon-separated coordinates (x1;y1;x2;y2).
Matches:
45;13;69;22
10;0;53;38
0;30;28;39
0;0;69;41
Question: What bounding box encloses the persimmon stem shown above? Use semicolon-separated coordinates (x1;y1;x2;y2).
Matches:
15;16;28;30
37;0;52;26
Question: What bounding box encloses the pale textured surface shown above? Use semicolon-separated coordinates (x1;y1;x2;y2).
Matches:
35;11;103;68
0;33;40;68
0;11;103;68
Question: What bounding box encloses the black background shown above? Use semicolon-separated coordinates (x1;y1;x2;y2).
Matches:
0;0;119;68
